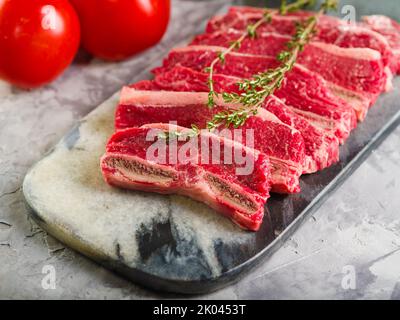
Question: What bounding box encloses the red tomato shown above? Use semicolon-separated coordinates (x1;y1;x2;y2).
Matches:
0;0;80;89
69;0;170;61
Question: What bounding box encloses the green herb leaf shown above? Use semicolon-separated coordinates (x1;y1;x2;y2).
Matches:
217;52;226;64
247;25;257;39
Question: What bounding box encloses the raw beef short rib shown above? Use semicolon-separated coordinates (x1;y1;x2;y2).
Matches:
101;123;271;231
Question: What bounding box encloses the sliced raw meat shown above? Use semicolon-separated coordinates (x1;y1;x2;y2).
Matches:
151;67;339;173
101;123;271;231
362;15;400;74
263;97;339;174
154;46;357;141
116;88;306;193
191;30;387;116
207;7;395;74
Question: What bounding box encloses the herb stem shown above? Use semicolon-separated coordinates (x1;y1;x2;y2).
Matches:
250;6;322;110
206;0;337;130
281;0;317;14
206;11;272;107
206;0;318;108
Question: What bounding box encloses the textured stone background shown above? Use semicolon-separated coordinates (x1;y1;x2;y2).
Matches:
1;0;400;299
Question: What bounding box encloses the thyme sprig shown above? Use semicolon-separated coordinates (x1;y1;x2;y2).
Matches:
206;10;272;108
280;0;317;15
206;0;338;130
206;0;317;108
158;124;200;140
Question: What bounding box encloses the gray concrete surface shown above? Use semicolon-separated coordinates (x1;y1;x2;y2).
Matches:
1;0;400;299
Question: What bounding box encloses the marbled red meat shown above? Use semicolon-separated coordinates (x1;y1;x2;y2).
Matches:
101;123;270;231
362;15;400;74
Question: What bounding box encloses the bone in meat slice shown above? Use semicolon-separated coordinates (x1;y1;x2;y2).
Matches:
101;123;271;231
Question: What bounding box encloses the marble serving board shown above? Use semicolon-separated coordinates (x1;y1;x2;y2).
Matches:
22;70;400;294
21;0;400;293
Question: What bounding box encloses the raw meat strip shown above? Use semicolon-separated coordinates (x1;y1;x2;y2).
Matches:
101;123;271;231
362;15;400;74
